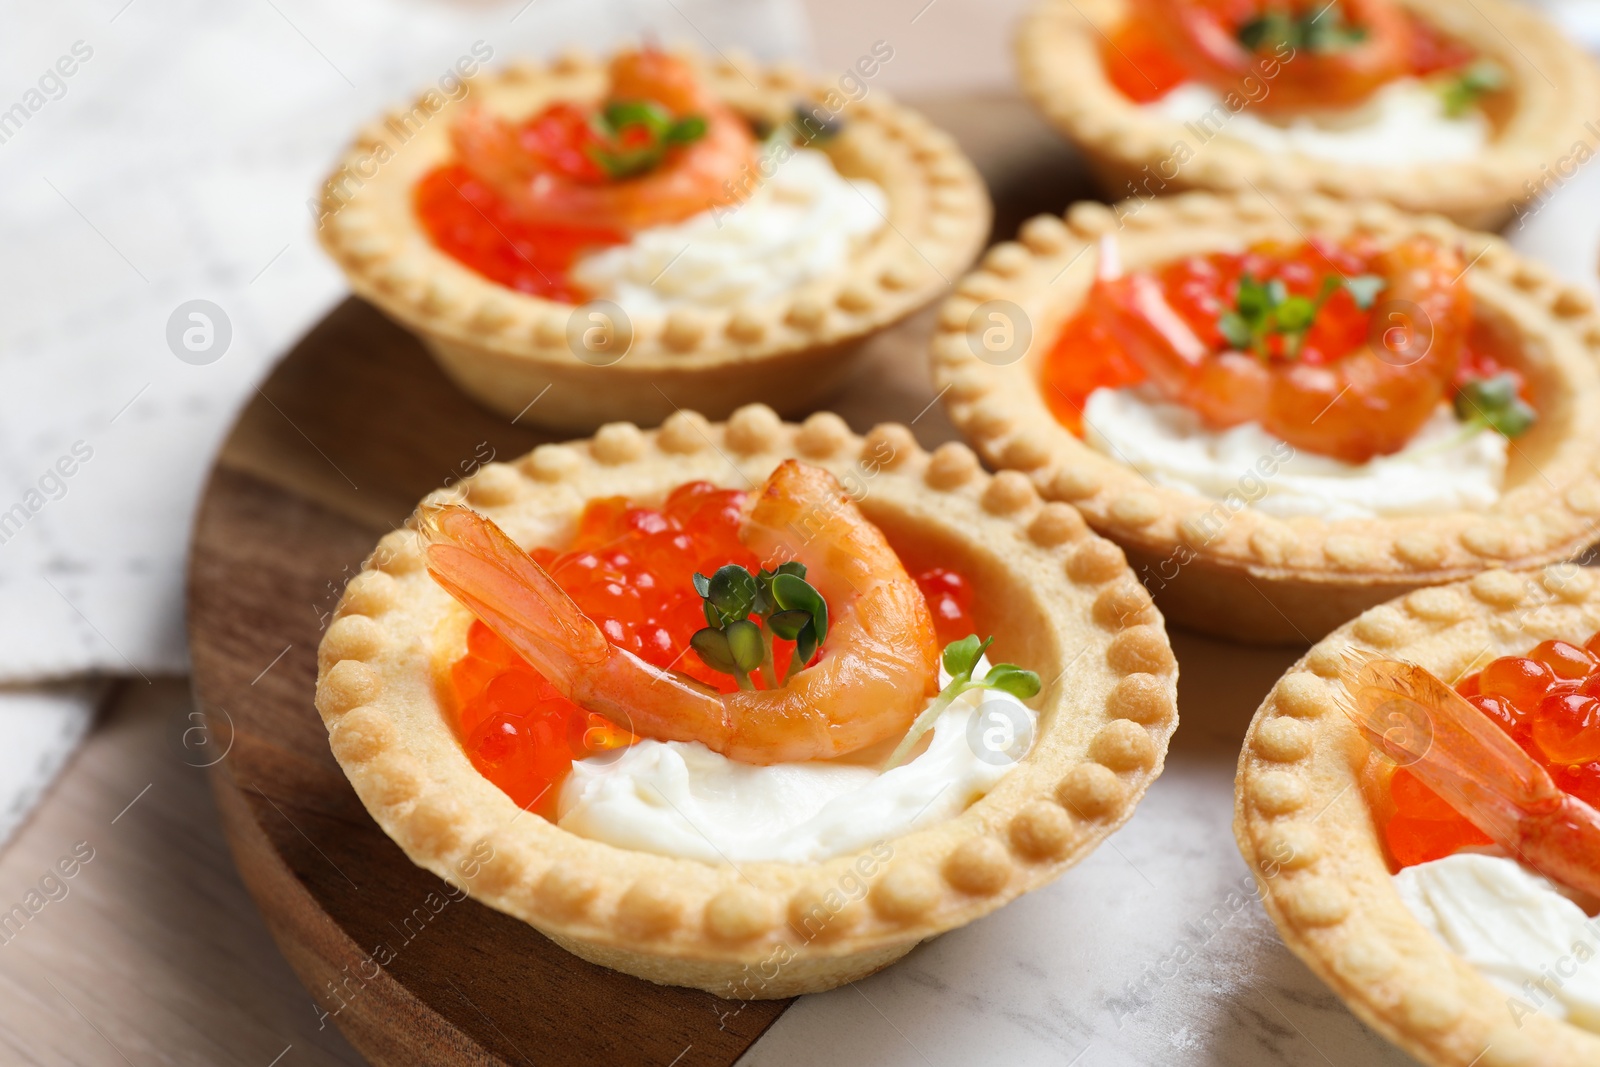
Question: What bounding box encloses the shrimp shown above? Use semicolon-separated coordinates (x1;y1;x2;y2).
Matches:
1131;0;1413;113
450;49;755;233
419;460;941;766
1092;234;1469;464
1340;655;1600;900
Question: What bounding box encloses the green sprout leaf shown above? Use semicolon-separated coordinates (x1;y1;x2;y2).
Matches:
766;609;811;641
1343;274;1387;311
705;565;757;622
1439;59;1505;119
1454;372;1537;440
1218;310;1254;351
771;572;828;646
1240;3;1367;55
985;664;1043;700
793;103;846;143
1219;272;1360;361
941;634;986;678
884;636;1041;771
690;627;736;673
587;99;711;180
1274;294;1318;333
793;622;819;672
725;620;766;674
690;561;829;686
667;115;708;143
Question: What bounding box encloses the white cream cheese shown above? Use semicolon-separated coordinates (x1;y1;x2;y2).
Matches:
1082;386;1507;520
570;147;885;314
556;663;1033;864
1146;78;1488;166
1394;853;1600;1033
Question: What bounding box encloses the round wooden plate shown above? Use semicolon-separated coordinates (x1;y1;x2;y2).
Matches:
185;96;1089;1066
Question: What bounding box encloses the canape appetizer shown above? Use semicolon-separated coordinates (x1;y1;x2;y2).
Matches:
316;48;988;432
934;192;1600;643
1017;0;1600;228
1237;567;1600;1065
314;407;1177;996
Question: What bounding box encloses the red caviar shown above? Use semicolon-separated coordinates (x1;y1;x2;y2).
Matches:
915;567;977;647
1041;239;1522;438
1101;10;1477;103
448;481;974;818
1382;629;1600;868
413;98;637;302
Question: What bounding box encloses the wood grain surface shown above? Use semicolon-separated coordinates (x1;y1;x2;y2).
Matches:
184;95;1092;1067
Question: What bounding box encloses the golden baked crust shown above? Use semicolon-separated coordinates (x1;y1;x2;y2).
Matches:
316;49;990;433
1235;565;1600;1066
1015;0;1600;230
932;190;1600;644
313;405;1179;997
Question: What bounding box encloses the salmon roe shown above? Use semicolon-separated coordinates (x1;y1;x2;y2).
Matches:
448;481;976;818
1382;632;1600;868
413;100;638;302
1101;10;1477;103
1041;240;1522;438
414;160;627;303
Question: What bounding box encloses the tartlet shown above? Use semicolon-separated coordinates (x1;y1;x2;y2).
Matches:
1015;0;1600;230
315;50;990;434
312;405;1179;996
1235;564;1600;1066
933;190;1600;644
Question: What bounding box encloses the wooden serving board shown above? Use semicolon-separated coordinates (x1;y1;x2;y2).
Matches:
185;95;1092;1067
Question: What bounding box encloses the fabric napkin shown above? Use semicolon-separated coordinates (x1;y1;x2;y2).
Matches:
0;0;808;846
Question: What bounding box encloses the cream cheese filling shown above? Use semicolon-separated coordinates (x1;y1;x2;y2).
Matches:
570;146;885;314
556;661;1034;864
1082;386;1507;520
1145;77;1489;166
1394;852;1600;1033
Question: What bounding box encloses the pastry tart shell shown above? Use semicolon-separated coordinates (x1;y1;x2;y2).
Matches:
315;50;990;434
312;405;1179;997
1016;0;1600;231
933;190;1600;645
1235;565;1600;1066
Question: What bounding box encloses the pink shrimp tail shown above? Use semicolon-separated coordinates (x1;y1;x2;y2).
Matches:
419;504;608;674
1340;653;1600;898
449;108;533;189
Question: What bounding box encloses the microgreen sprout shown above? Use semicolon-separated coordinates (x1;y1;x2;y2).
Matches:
690;562;828;689
1438;60;1505;119
1238;2;1369;54
587;100;709;180
1454;372;1537;440
1218;272;1386;360
882;635;1041;771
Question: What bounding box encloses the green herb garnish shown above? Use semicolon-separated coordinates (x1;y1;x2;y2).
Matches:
1238;2;1369;54
1454;372;1537;440
1438;60;1505;118
793;103;846;144
882;636;1041;771
690;562;828;689
1219;272;1386;360
587;100;709;180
